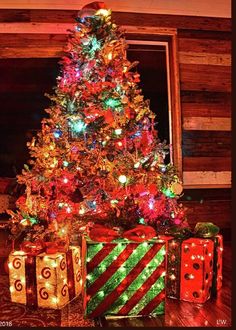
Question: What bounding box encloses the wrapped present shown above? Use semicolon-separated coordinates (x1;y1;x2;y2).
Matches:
163;223;223;303
180;237;214;303
81;225;168;318
212;234;223;295
8;246;82;309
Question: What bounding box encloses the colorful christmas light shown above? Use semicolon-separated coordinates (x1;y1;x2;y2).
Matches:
8;3;187;246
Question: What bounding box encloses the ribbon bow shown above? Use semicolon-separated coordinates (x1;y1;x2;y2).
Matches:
88;224;157;242
166;222;219;239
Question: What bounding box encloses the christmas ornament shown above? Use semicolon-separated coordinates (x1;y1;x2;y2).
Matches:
78;1;107;19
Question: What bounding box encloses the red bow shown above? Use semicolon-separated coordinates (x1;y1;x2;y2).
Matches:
123;225;157;242
88;224;120;242
89;224;156;242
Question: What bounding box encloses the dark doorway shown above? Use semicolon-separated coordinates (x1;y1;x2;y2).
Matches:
127;42;170;163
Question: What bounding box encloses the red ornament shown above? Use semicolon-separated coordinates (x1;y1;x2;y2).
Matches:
79;2;107;19
140;131;153;155
103;109;114;124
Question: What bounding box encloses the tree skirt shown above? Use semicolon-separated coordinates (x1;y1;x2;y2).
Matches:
0;275;94;327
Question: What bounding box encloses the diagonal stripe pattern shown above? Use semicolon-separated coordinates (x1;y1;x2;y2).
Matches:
83;238;166;317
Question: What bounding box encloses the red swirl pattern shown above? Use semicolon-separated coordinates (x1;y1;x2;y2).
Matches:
12;258;22;269
41;267;51;279
76;271;81;283
61;284;68;297
74;253;80;265
60;258;66;271
39;287;49;300
14;280;23;291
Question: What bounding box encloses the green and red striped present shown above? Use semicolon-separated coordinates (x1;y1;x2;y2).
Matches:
81;236;168;318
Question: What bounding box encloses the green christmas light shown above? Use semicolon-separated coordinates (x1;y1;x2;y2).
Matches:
70;119;87;134
29;217;38;225
63;161;69;167
138;217;145;224
82;37;101;57
104;98;121;109
162;187;175;198
90;37;101;52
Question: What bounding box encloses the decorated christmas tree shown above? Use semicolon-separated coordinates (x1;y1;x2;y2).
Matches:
8;2;188;247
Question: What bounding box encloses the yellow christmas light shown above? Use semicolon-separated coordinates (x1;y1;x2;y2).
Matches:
107;52;112;60
96;8;109;16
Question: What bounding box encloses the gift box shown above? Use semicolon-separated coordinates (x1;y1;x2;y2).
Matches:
81;236;168;318
164;234;223;303
8;246;82;309
212;234;223;295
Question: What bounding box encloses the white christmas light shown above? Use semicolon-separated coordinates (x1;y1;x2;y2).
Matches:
115;128;122;135
118;175;127;184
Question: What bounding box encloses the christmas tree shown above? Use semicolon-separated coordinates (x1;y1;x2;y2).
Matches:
8;2;188;246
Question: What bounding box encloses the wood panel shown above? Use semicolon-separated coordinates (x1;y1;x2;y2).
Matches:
183;157;231;171
178;37;231;54
180;188;232;233
112;12;231;32
179;52;230;66
183;117;231;131
181;102;231;118
181;188;231;201
182;200;231;228
0;22;74;34
180;64;231;92
0;9;76;22
178;29;231;40
0;33;66;58
183;171;231;187
0;9;231;30
182;131;231;157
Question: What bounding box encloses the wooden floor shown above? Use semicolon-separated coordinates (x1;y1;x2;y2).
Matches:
98;242;232;327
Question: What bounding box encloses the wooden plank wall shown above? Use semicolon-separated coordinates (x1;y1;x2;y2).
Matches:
0;10;231;239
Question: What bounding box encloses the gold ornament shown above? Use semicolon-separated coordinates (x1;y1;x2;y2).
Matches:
171;182;183;195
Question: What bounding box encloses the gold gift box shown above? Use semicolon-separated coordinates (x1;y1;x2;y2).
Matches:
8;246;82;309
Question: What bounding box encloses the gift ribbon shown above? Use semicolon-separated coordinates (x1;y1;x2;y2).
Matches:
88;224;157;242
25;255;38;307
20;240;69;256
166;222;219;239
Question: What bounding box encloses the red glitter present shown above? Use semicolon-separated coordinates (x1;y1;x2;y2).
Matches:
163;234;223;303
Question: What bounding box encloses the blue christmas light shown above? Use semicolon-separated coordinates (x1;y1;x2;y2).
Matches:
87;200;97;210
53;129;62;139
